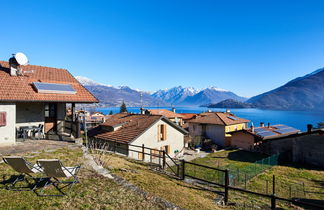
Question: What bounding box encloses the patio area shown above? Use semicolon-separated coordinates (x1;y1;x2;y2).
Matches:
0;139;79;156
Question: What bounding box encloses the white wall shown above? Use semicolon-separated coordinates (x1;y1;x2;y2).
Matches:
0;103;16;145
129;119;185;161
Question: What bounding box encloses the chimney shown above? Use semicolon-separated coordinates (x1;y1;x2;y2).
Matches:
140;107;145;115
226;109;230;113
251;125;255;133
9;56;19;76
267;122;270;128
260;122;264;127
172;107;176;113
307;124;313;133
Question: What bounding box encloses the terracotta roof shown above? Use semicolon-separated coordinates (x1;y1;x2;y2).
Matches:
0;61;98;103
148;109;181;118
188;112;249;126
89;113;188;144
178;113;197;120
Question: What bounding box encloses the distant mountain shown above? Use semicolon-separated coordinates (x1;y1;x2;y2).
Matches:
203;99;256;108
247;68;324;110
152;86;246;106
151;86;200;105
179;87;247;106
76;76;168;107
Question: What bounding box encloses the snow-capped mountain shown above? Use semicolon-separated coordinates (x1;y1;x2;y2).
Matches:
152;86;200;104
76;76;167;107
152;86;246;106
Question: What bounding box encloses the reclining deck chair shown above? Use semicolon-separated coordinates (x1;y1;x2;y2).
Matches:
2;156;43;191
36;159;80;196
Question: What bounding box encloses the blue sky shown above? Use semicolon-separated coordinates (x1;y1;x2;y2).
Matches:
1;0;324;97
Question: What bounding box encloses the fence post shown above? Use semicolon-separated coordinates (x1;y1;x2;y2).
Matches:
271;175;276;209
150;149;152;163
177;163;180;178
162;150;166;169
142;144;145;161
181;159;185;180
224;169;229;205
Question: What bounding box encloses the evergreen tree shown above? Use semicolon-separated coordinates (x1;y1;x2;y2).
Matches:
120;101;128;113
109;110;113;115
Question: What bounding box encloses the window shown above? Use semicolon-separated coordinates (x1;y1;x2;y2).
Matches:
45;103;57;118
0;112;6;127
157;124;167;141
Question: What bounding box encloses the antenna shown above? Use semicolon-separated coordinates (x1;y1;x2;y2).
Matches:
14;52;29;65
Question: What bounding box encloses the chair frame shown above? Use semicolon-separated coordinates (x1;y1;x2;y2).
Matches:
36;159;81;196
2;156;43;191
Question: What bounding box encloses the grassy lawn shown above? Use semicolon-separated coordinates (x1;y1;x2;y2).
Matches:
0;147;165;209
96;152;227;210
184;149;324;209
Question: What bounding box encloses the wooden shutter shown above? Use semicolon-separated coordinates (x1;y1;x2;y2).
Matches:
0;112;6;127
163;124;167;140
157;124;161;141
166;145;170;154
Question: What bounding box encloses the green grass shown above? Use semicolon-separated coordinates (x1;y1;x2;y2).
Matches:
0;147;164;209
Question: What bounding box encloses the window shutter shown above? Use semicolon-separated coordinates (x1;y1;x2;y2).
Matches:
0;112;6;127
157;124;160;141
163;124;167;140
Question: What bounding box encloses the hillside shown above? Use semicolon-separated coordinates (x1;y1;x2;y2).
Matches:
247;68;324;110
204;99;255;108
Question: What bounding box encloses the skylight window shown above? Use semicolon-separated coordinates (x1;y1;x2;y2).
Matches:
33;82;76;94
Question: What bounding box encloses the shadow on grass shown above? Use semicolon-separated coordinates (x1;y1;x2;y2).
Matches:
292;198;324;209
226;150;268;164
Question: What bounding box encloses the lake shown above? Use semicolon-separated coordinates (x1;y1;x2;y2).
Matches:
96;106;324;131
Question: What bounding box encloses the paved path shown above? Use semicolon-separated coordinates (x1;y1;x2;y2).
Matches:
0;140;78;156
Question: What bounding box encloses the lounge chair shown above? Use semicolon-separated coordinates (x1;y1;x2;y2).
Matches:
32;124;44;140
2;156;43;191
36;159;81;196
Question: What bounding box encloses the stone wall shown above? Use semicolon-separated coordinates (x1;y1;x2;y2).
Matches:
259;131;324;168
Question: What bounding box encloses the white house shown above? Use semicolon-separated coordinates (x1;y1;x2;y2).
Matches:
0;56;98;145
88;113;188;161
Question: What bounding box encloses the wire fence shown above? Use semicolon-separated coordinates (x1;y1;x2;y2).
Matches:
227;154;279;186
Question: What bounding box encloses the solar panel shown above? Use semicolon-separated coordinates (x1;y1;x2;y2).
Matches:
228;116;237;121
276;128;299;134
273;125;289;129
254;128;268;133
258;131;277;137
33;82;76;94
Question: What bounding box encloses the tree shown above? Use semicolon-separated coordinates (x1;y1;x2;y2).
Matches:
120;101;128;113
109;110;113;115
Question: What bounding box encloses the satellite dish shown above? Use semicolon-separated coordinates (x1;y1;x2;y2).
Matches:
14;52;29;65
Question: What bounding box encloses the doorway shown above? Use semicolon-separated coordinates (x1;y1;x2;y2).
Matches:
44;103;57;133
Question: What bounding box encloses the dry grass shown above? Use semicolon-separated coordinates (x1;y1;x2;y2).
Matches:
98;153;227;210
0;147;164;209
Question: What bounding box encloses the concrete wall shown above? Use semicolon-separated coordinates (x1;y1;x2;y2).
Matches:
0;103;16;145
259;131;324;168
16;102;45;128
188;123;226;146
205;124;226;146
129;119;185;161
